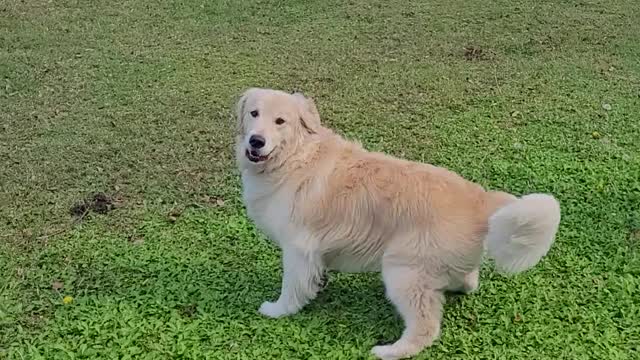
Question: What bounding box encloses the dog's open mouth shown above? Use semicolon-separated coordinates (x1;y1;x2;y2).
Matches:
246;149;269;163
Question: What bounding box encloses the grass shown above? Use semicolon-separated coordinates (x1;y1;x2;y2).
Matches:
1;0;639;358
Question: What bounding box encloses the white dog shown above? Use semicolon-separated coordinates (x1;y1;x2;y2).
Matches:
235;88;561;359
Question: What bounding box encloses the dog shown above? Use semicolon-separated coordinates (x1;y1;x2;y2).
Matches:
235;88;561;359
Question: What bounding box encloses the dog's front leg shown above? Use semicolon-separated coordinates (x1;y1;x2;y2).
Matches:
259;246;324;318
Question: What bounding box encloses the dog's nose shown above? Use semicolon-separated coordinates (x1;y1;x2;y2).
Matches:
249;135;266;149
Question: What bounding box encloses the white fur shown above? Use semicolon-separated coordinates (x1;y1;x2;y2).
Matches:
487;194;561;274
235;88;562;359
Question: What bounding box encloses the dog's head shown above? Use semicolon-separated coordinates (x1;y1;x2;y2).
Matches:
235;88;321;167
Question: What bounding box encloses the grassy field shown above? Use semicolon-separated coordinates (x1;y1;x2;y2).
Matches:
1;0;639;358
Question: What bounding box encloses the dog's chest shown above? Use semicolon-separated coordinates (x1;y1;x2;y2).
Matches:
241;174;293;244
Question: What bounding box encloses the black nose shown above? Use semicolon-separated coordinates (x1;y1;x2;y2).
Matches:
249;135;265;149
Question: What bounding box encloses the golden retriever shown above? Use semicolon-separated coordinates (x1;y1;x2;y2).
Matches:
235;88;561;359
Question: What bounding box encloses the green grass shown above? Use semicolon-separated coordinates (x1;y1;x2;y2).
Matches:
1;0;639;358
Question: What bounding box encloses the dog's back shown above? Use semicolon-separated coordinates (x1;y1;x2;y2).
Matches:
287;133;493;274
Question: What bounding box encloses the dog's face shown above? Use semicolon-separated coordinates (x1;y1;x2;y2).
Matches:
236;88;321;166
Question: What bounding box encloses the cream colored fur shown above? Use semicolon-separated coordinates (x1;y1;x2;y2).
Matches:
235;88;561;360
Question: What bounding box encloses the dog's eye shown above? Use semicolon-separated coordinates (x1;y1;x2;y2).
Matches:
275;118;285;125
250;110;259;117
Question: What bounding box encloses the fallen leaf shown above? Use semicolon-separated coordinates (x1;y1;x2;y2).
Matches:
167;208;182;223
52;281;64;291
602;103;612;111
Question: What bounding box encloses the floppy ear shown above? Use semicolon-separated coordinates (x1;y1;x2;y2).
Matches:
292;92;321;134
236;88;258;132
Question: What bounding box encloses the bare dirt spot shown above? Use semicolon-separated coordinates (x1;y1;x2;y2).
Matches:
70;192;116;219
127;233;145;246
201;195;226;207
463;46;485;61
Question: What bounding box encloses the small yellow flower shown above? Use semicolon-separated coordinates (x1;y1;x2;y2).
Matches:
63;296;74;304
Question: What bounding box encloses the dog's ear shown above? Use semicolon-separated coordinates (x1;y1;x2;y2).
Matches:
293;92;321;134
236;88;259;132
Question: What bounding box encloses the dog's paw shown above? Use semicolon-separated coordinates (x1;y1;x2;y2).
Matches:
371;342;421;360
371;345;400;360
463;269;480;294
317;271;329;290
258;301;289;318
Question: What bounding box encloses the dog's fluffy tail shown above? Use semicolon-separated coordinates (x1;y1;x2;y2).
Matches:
485;193;561;274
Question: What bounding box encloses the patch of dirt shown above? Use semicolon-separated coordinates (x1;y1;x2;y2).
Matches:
463;46;485;61
127;233;145;246
201;195;226;207
70;192;116;219
23;314;46;330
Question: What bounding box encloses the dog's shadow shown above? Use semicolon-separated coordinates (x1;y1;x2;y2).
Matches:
241;272;469;346
61;252;474;354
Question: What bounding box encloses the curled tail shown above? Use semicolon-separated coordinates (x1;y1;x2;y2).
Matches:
485;193;561;274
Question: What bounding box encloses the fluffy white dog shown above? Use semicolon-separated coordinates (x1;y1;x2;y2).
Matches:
235;88;561;359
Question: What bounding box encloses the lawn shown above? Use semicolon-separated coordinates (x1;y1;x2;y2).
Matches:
1;0;639;358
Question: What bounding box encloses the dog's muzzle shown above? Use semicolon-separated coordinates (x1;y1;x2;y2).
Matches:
245;149;269;163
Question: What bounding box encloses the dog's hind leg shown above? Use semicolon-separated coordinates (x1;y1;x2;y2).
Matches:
445;268;480;294
258;246;324;318
461;268;480;293
371;261;445;360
